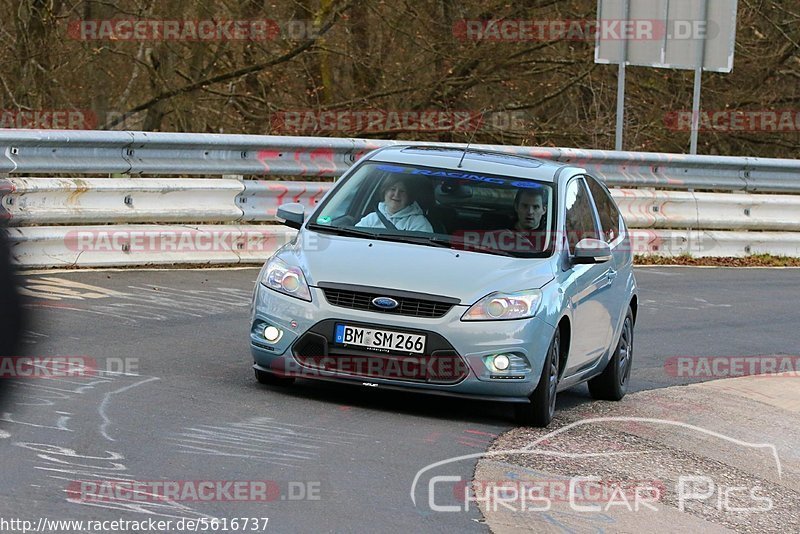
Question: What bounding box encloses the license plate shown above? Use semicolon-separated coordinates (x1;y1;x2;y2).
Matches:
334;324;426;354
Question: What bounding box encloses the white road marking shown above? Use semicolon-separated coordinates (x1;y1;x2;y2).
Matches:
98;377;160;442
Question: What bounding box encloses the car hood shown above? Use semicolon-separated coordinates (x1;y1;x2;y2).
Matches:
280;231;556;305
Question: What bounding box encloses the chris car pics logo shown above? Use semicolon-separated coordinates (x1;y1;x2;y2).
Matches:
411;417;780;515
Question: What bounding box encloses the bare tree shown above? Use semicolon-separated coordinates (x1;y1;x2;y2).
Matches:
0;0;795;156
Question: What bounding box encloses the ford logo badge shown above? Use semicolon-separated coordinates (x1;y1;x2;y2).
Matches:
372;297;399;310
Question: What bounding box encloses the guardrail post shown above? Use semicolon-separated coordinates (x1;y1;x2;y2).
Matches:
0;178;14;223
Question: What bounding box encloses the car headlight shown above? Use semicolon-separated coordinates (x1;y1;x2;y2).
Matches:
462;289;542;321
259;257;312;302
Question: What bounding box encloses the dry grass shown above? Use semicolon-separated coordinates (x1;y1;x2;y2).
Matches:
635;254;800;267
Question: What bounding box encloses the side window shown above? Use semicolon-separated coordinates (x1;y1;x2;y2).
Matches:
586;176;622;244
564;178;600;252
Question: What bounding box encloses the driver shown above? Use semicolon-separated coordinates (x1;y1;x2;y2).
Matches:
469;188;549;254
504;188;549;252
512;188;547;232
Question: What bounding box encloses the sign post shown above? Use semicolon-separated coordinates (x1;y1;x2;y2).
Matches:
596;0;738;154
690;0;712;154
614;0;630;151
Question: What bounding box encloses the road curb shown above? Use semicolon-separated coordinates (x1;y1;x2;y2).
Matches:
473;374;800;533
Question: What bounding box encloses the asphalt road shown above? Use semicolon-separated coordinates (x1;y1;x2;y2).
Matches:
0;267;797;533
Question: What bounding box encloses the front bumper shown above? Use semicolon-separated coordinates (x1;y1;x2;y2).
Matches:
249;284;556;402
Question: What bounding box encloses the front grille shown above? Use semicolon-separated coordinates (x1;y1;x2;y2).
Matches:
319;283;458;319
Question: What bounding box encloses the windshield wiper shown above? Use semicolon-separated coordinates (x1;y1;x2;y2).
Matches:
464;246;516;257
308;223;433;244
389;234;517;255
307;224;518;256
387;235;453;248
306;223;384;239
308;224;452;249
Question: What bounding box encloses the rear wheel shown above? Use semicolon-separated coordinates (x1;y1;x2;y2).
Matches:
588;307;634;401
254;368;296;387
515;330;560;427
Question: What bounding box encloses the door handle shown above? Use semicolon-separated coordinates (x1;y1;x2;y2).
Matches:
607;269;617;281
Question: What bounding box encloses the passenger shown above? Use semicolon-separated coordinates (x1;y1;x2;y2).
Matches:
356;176;433;232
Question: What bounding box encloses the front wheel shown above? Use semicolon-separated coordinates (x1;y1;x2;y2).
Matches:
254;368;296;387
588;307;634;401
515;329;560;427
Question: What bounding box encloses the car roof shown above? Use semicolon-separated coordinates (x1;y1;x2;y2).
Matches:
366;145;582;183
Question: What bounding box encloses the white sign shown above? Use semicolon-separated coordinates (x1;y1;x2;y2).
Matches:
596;0;738;73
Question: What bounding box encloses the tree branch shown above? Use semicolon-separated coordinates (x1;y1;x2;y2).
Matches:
101;0;353;129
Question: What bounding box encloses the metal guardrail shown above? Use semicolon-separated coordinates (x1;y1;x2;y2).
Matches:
3;130;800;192
610;189;800;231
0;130;367;176
632;229;800;257
237;180;330;221
2;178;244;224
2;130;799;267
5;177;800;231
5;224;297;268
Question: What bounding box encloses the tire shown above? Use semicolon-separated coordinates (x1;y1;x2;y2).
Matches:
254;368;296;387
515;329;560;427
588;307;634;401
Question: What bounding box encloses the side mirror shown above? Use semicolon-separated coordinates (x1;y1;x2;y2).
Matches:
276;203;305;229
572;238;612;264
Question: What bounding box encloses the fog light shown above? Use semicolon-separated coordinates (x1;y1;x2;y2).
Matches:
263;326;282;343
493;354;510;371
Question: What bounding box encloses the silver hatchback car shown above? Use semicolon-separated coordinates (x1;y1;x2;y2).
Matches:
249;146;637;427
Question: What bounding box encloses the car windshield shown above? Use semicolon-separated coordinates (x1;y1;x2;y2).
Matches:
308;161;555;258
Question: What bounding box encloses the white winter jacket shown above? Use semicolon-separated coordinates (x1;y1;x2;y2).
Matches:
355;201;433;232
